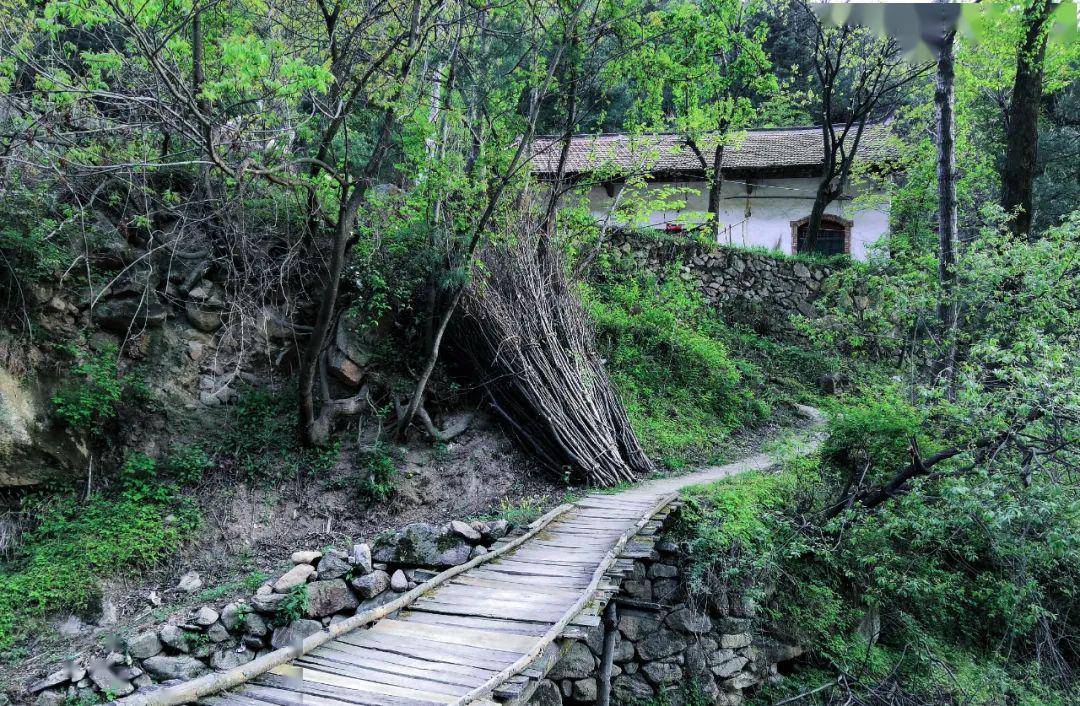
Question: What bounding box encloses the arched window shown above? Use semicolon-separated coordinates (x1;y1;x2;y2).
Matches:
791;214;852;256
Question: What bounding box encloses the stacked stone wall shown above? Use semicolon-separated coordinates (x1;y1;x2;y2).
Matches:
606;230;839;338
532;512;800;706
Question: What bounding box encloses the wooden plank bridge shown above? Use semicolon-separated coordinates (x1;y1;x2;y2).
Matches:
116;409;822;706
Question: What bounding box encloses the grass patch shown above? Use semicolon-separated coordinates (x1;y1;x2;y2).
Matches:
0;453;199;652
581;271;772;468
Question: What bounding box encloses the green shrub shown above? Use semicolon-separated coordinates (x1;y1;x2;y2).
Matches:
356;446;397;502
324;444;398;502
0;188;71;286
0;453;199;650
821;386;927;485
276;585;309;624
487;496;546;526
164;444;213;485
51;345;124;433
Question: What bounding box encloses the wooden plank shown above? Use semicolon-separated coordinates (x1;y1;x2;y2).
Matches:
299;648;487;687
467;569;587;589
410;598;567;622
431;584;577;607
370;619;539;653
202;694;275;706
397;610;550;637
245;676;448;706
268;663;465;701
314;642;496;681
450;575;586;595
483;560;592;577
337;631;519;671
417;593;570;617
290;655;479;695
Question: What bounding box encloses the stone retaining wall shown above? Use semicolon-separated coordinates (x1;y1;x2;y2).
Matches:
529;509;800;706
606;230;838;337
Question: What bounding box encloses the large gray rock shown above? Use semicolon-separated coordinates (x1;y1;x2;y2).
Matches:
483;519;510;541
448;520;481;542
93;297;167;333
270;619;322;649
305;580;359;617
142;655;209;681
548;642;595;680
390;570;408;593
648;563;678;579
350;570;390;598
273;563;315;592
211;647;256;671
618;610;661;642
185;301;224;333
372;523;472;567
158;625;192;653
193;606;219;627
219;603;246;631
718;633;752;649
291;550;322;565
316;552;351;580
206;622;231;642
176;571;203;594
711;655;748;678
335;320;373;368
349;543;373;574
612;674;654;703
327;348;364;386
642;660;682;685
88;663;134;697
527;679;562;706
125;630;162;659
28;664;83;694
571;679;597;702
355;589;400;616
637;630;687;661
250;592;289;614
666;608;712;634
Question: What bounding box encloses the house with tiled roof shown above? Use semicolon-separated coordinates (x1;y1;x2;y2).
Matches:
531;125;895;260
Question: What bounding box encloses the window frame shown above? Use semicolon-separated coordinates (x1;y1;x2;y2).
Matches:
790;214;853;256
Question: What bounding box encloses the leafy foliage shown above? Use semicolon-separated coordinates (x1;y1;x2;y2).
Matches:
325;444;398;503
680;393;1078;704
50;345;125;433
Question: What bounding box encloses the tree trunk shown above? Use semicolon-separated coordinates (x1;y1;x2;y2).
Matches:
934;26;959;395
802;180;832;254
298;0;425;445
707;144;725;243
298;190;366;445
1001;0;1054;239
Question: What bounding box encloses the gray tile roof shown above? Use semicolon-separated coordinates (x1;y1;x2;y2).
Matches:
530;124;893;176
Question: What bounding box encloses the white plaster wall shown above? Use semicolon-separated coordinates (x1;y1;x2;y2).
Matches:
585;177;889;260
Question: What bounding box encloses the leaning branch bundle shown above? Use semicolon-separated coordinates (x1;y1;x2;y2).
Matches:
457;229;653;486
